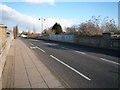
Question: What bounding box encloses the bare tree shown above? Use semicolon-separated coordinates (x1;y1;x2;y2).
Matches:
78;16;118;36
13;25;19;38
42;27;55;35
65;26;77;34
101;17;118;32
78;16;102;36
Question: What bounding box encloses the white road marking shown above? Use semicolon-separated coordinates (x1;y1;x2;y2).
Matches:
37;47;46;53
75;51;86;55
75;50;119;65
29;39;39;41
29;43;34;46
100;58;119;65
61;47;69;49
43;43;57;45
30;46;37;49
50;55;91;81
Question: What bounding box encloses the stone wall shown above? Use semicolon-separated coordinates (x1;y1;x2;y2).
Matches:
38;35;49;40
0;32;13;87
38;33;120;51
75;33;120;50
49;34;74;43
74;35;102;47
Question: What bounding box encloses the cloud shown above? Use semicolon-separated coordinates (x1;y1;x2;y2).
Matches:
0;4;76;33
0;4;39;31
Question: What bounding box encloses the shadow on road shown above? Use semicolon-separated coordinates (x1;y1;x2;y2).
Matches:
39;39;120;58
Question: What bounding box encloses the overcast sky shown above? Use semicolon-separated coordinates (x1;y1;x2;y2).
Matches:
0;0;119;33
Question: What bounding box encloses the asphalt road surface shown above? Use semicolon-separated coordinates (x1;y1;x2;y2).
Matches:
21;38;119;88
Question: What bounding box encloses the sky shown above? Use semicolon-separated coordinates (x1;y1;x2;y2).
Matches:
0;0;119;33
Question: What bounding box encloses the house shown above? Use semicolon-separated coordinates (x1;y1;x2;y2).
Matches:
0;24;12;46
0;24;7;39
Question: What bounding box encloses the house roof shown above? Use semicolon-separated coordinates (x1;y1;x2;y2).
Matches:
0;24;7;28
6;30;11;32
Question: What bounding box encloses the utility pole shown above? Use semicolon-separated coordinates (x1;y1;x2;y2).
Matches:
39;18;45;32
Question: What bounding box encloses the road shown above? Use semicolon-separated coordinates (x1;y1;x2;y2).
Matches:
21;38;119;88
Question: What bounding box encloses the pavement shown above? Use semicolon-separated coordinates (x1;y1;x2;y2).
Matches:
2;39;66;89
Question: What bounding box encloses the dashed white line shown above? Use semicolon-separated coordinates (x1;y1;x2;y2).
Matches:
100;58;119;65
75;51;86;55
29;39;39;41
50;55;91;81
29;45;46;53
37;47;46;53
61;47;69;49
43;43;57;45
29;43;34;46
75;50;119;65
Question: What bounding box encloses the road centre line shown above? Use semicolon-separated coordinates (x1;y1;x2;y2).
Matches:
61;47;69;49
50;55;91;81
29;39;39;41
75;51;86;55
75;50;119;65
37;47;46;53
43;43;58;46
28;41;118;65
29;45;45;53
100;58;119;65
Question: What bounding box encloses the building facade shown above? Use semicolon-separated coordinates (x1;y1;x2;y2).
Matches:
0;24;7;40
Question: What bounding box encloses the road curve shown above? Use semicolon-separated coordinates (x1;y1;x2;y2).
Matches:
21;38;119;88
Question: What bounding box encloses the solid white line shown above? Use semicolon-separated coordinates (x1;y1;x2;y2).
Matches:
37;47;46;53
50;55;91;81
75;51;86;55
100;58;119;65
30;46;37;49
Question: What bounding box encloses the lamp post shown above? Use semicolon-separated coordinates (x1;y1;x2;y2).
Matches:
39;18;45;32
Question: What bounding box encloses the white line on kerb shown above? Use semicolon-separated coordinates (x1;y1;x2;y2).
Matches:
50;55;91;81
75;51;86;55
100;58;119;65
37;47;46;53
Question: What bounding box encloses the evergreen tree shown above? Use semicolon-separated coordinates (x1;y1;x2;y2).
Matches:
52;23;63;34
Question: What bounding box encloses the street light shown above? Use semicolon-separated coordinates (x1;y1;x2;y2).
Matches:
39;18;45;32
